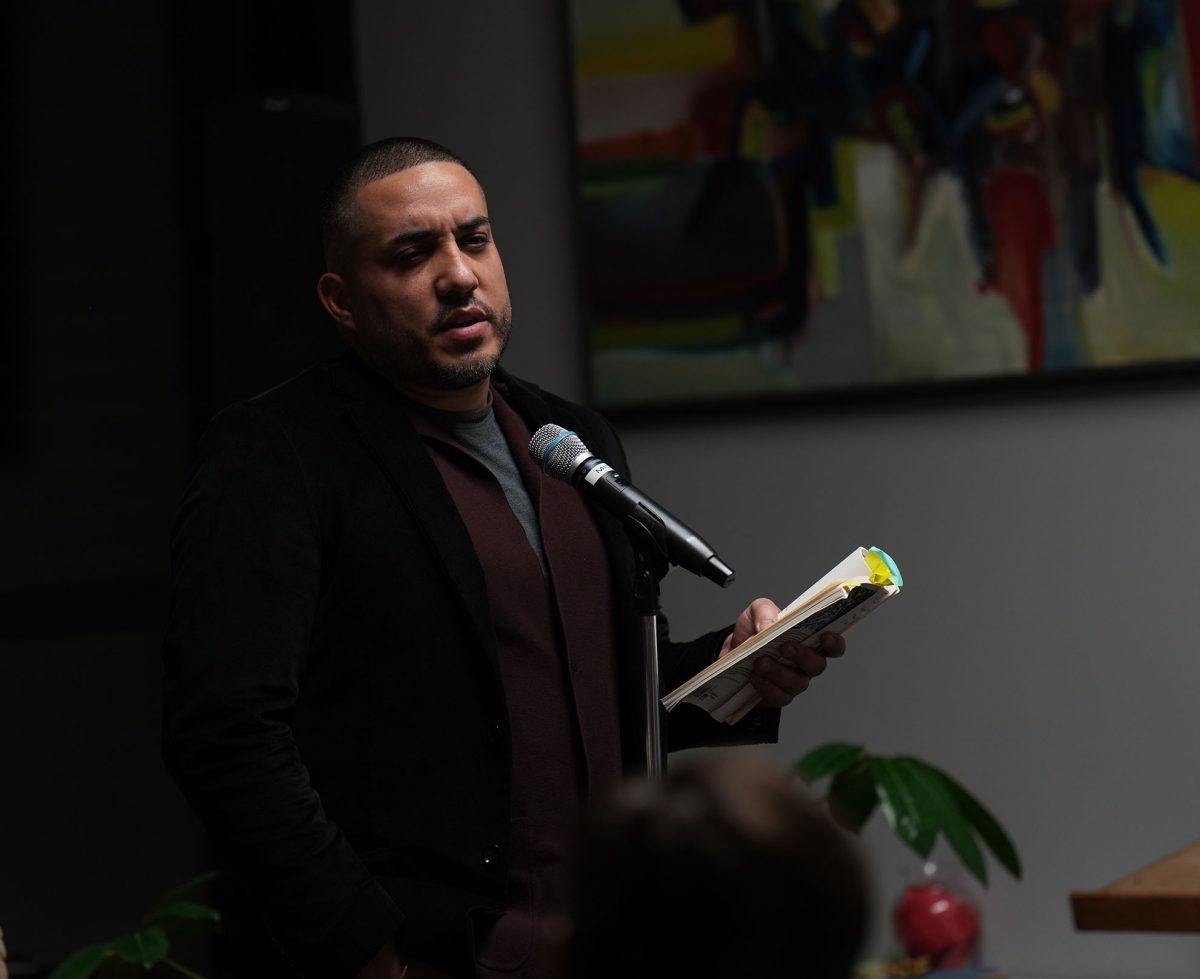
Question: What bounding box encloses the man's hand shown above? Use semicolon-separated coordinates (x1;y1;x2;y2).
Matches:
356;943;451;979
718;597;846;708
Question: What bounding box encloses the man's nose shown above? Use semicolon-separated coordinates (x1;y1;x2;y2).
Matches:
435;244;479;297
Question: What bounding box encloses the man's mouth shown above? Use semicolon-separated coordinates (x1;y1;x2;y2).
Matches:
438;307;490;341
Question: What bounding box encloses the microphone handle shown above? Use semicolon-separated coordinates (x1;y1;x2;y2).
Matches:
574;458;734;587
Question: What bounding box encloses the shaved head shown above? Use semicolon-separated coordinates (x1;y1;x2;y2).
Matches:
320;136;479;272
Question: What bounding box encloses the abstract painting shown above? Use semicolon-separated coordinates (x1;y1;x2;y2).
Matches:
568;0;1200;408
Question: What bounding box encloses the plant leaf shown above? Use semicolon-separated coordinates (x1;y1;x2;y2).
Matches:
92;957;149;979
913;759;1022;879
871;757;936;858
144;899;222;930
161;958;208;979
794;742;865;783
902;759;988;886
113;926;169;965
48;944;110;979
827;763;878;833
162;870;220;902
885;758;940;856
144;899;222;946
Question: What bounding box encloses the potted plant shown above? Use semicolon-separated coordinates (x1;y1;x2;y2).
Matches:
796;742;1021;973
48;872;220;979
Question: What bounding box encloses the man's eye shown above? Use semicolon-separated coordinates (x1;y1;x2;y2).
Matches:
462;234;490;250
395;250;427;266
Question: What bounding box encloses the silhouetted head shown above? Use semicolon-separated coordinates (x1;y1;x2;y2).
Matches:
566;752;869;979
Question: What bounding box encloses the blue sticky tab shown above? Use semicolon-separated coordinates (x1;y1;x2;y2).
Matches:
869;547;904;588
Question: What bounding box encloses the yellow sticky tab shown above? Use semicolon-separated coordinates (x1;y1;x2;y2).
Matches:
865;547;903;587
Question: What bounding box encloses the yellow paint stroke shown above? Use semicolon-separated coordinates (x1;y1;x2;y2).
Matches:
592;312;744;351
1029;68;1063;115
811;139;863;299
574;13;736;79
1080;167;1200;364
738;101;773;161
986;100;1034;135
858;0;901;36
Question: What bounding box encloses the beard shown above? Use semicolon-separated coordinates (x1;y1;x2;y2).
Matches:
427;298;513;389
360;297;514;395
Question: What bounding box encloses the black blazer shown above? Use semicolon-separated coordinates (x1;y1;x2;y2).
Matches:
162;351;777;978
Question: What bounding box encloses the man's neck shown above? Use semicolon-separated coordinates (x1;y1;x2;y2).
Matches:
343;346;496;412
393;378;491;413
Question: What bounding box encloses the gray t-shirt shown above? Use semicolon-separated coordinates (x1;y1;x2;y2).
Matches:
414;394;547;576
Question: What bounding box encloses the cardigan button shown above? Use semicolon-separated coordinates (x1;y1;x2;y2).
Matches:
482;843;503;868
487;722;503;742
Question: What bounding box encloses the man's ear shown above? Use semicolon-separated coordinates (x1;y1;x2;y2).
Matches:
317;272;357;341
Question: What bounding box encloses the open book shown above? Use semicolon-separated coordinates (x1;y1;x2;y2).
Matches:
662;547;903;725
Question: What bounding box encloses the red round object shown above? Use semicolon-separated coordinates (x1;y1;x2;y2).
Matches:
892;881;980;968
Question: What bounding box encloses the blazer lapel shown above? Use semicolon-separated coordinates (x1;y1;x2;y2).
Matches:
497;370;637;596
497;371;647;768
329;354;496;667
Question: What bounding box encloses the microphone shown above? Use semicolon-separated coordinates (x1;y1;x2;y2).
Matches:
529;424;735;587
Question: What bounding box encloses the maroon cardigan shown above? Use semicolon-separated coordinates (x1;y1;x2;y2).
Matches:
413;385;623;975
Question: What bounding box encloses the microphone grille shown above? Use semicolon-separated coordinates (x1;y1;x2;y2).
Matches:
528;424;590;481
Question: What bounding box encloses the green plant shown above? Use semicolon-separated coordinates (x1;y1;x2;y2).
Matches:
48;872;220;979
795;742;1021;887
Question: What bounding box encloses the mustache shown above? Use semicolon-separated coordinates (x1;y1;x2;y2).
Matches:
433;300;496;330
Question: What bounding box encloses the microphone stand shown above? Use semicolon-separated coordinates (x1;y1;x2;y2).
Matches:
621;509;731;780
631;544;670;780
529;424;733;779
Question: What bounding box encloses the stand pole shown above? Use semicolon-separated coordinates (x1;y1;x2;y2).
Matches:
642;610;664;780
632;554;668;779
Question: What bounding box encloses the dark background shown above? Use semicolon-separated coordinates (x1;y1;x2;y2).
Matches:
1;1;359;971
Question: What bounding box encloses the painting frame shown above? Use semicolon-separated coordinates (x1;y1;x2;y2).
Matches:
565;0;1200;415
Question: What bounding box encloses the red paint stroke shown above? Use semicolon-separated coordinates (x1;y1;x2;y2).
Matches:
1177;0;1200;172
581;123;708;165
981;15;1037;80
982;168;1056;370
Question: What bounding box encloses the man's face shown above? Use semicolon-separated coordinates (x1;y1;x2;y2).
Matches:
322;161;513;404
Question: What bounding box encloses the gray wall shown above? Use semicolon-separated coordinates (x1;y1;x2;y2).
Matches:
356;2;1200;976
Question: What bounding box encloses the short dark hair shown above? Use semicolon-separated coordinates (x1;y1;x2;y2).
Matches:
566;754;869;979
320;136;476;270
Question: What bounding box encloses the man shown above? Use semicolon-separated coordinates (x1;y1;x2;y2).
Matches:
162;137;845;979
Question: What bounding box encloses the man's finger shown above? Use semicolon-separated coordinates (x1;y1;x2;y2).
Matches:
753;656;811;696
750;664;807;706
750;598;781;633
819;632;846;657
778;643;828;678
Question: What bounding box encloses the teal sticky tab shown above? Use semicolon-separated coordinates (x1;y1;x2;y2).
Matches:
869;547;904;588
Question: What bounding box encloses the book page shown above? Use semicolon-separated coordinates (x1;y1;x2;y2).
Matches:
777;547;875;618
